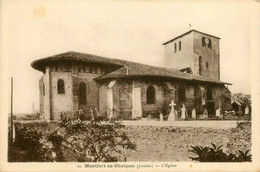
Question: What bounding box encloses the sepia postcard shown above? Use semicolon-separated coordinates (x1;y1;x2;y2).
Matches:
0;0;260;171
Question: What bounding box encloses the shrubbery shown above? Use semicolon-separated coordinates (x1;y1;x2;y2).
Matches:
189;143;251;162
8;117;136;162
8;127;54;162
58;117;136;162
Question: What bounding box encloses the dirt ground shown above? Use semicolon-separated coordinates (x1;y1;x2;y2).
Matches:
121;122;251;162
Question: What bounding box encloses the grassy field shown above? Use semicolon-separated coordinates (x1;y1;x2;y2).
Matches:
121;122;251;162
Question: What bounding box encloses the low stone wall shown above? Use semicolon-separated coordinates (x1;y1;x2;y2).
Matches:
14;120;60;134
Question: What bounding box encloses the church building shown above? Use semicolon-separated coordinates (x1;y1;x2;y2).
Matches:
31;30;232;120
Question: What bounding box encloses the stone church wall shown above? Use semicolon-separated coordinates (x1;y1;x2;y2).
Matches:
38;62;231;120
106;78;232;120
43;68;51;120
193;32;220;80
39;76;44;117
164;31;221;81
98;80;124;118
164;33;193;69
74;72;100;115
117;79;133;119
50;71;73;120
98;82;109;117
112;81;120;118
129;79;165;118
140;81;165;117
116;79;168;119
40;62;113;120
184;84;195;116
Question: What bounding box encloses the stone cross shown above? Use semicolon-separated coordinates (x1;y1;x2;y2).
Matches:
169;100;176;112
181;104;186;119
168;100;177;121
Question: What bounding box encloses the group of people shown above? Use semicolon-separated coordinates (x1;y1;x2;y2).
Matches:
77;106;116;121
78;106;99;120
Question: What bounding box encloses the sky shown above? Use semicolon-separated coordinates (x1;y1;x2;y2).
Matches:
1;0;259;114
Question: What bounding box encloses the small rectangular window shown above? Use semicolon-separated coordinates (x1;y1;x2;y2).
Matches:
179;41;181;51
206;62;209;68
199;56;202;75
174;43;177;53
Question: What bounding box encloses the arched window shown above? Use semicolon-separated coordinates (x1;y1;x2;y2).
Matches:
199;56;202;75
207;87;213;100
174;43;177;53
146;85;155;104
178;86;186;102
43;83;45;96
179;41;181;51
202;37;206;47
79;82;86;105
202;37;211;48
208;39;212;48
57;79;65;94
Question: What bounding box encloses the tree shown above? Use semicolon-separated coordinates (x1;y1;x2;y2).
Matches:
232;93;251;108
53;117;137;162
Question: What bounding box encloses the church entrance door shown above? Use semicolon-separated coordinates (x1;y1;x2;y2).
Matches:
206;102;215;117
132;87;142;118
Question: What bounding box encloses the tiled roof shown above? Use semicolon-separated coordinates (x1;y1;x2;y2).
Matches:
31;51;123;72
95;64;229;85
31;51;230;85
231;101;242;106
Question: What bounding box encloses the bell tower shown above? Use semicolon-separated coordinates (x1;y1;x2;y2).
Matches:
163;30;220;81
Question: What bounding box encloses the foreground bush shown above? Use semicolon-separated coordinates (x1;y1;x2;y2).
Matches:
55;117;137;162
9;117;136;162
8;127;53;162
189;143;251;162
